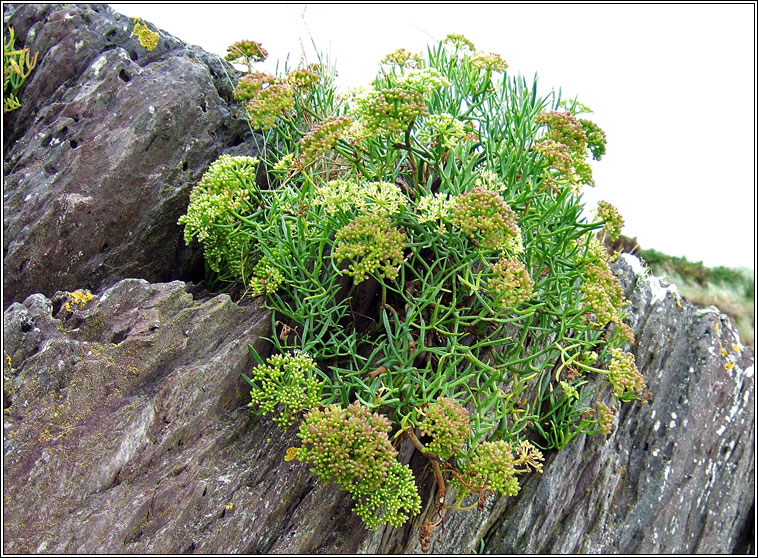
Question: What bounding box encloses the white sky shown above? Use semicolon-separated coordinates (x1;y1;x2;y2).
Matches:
113;3;756;269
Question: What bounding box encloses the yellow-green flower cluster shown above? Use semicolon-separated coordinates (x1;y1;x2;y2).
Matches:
226;39;268;65
351;461;422;529
333;215;406;283
233;72;295;130
355;87;428;136
247;351;323;428
313;179;405;217
470;52;508;73
596;401;616;435
360;181;406;216
579;238;625;325
313;179;362;216
450;188;521;251
178;156;258;272
442;33;476;52
272;153;294;172
513;439;545;473
396;67;450;94
581;261;625;326
558;98;593;116
416;192;452;232
560;380;579;400
419;397;470;460
250;258;285;296
417;113;466;150
285;67;321;89
532;139;574;177
488;258;533;309
536;111;588;153
573;156;595;187
297;116;354;166
616;322;635;345
381;48;422;68
465;440;520;496
596;201;624;242
295;403;415;509
475;169;506;193
296;401;422;529
534;110;599;186
607;348;645;399
580;119;607;161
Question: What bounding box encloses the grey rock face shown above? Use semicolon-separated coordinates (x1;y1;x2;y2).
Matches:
2;4;255;308
2;256;753;554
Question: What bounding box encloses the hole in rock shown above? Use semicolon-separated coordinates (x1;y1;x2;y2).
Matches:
112;329;130;344
119;69;131;83
69;139;78;149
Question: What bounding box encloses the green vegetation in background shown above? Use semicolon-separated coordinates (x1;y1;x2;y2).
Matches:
640;248;754;346
3;26;39;113
178;33;648;544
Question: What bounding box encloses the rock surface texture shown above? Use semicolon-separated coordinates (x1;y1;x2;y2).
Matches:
3;258;753;554
2;4;754;555
2;3;256;309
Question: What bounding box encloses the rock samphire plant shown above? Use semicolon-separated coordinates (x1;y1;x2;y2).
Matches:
3;26;39;113
179;34;648;548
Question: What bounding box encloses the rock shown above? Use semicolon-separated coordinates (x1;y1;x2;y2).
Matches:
2;255;753;554
2;4;257;309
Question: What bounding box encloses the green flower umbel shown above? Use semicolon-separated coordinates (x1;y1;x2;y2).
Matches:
607;348;645;399
450;188;522;251
488;258;533;310
333;215;406;283
596;201;624;242
244;351;323;428
419;397;470;460
178;155;259;273
465;440;520;496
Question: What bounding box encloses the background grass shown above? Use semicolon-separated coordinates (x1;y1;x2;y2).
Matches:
638;247;754;347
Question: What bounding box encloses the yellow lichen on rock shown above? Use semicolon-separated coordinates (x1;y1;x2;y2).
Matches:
64;290;95;312
284;447;298;462
132;18;159;51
